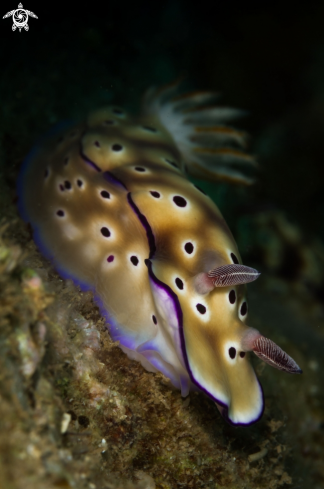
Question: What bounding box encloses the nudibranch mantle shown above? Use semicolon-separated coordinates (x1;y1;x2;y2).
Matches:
18;82;301;426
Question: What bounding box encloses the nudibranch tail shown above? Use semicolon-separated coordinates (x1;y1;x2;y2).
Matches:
143;80;257;185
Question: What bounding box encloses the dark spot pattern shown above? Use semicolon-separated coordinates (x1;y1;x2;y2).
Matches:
150;191;160;198
240;352;246;358
196;303;206;314
112;144;123;152
64;180;71;189
57;210;64;217
152;315;157;324
77;179;83;187
135;167;146;172
240;301;247;316
229;347;236;359
229;290;236;304
107;255;114;263
101;190;110;199
173;196;187;207
130;256;139;266
94;141;100;147
44;169;49;178
59;184;64;191
113;108;123;115
231;253;239;264
175;278;183;290
101;227;111;238
184;242;194;254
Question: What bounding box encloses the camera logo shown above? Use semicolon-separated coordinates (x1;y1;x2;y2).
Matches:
3;3;38;32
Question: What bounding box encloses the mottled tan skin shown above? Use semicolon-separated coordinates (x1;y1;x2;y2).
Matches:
21;106;262;424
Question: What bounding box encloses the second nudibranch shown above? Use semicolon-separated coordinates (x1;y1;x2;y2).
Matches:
17;82;302;426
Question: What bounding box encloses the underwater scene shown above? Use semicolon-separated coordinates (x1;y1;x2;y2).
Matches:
0;1;324;488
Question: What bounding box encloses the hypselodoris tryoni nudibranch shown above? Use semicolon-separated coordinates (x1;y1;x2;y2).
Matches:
17;82;302;426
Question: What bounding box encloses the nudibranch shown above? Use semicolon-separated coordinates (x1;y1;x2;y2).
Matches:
17;82;302;426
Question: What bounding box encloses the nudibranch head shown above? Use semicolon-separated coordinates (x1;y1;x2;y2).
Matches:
183;280;264;425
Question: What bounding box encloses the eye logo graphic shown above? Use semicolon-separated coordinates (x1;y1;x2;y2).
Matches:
3;3;38;32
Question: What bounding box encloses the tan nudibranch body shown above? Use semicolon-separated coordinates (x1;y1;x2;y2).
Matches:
18;82;301;425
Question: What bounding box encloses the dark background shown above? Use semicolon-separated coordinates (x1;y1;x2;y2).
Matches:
1;0;324;245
